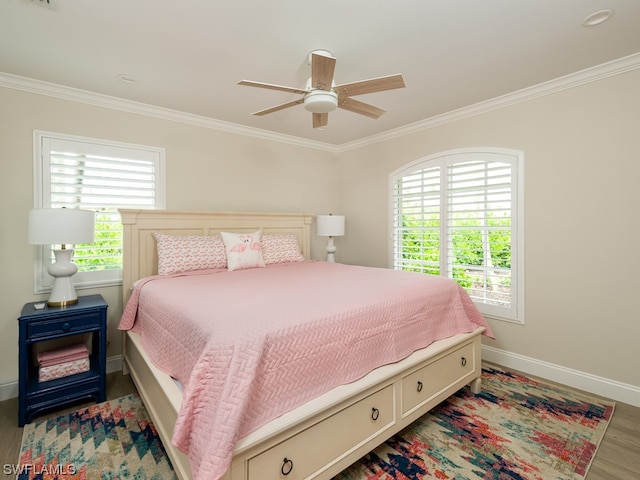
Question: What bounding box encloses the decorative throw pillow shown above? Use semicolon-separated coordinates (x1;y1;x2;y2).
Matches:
153;232;227;275
221;230;266;271
262;234;306;264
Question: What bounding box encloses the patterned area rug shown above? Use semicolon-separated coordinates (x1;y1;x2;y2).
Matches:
18;367;614;480
334;365;615;480
18;393;176;479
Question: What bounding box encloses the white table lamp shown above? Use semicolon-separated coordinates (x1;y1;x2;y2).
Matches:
316;214;345;263
28;208;95;306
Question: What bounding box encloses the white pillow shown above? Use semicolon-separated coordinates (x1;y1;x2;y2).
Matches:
220;231;266;271
261;234;305;264
154;232;227;275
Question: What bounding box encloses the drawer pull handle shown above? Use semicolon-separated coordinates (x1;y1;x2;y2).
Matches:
371;407;380;421
461;356;467;367
417;381;423;392
281;457;293;476
62;322;71;332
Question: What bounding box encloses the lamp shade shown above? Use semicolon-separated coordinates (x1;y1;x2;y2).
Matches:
316;214;345;237
28;208;95;246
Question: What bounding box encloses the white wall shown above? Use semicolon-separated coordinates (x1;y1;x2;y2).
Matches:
0;87;338;390
337;68;640;398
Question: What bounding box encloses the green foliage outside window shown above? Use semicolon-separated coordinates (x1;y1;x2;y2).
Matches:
74;211;123;272
399;214;440;275
399;213;512;298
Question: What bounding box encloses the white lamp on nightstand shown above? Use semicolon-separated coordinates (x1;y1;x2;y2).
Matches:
28;208;95;306
316;214;345;263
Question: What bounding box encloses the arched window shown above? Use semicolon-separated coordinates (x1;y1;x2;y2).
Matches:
390;148;524;323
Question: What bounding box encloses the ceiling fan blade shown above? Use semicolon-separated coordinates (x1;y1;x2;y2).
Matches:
311;52;336;91
252;98;304;116
238;80;307;95
313;113;328;129
338;97;386;119
334;74;405;97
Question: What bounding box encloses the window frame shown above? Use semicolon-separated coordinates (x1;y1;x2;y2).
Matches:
33;130;166;293
389;147;525;324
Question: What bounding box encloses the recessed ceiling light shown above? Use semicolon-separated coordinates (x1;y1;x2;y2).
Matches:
117;74;138;84
582;9;614;27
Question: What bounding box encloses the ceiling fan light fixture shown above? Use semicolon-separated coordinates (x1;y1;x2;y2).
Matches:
303;90;338;113
239;50;404;126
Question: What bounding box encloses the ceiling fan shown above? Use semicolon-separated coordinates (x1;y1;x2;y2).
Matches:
238;50;405;129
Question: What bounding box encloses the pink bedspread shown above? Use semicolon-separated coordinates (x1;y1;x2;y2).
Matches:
119;261;493;480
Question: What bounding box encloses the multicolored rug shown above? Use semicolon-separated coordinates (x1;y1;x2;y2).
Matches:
18;367;614;480
18;393;176;480
334;365;615;480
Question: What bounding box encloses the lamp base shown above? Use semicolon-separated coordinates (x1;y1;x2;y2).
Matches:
48;299;79;307
47;249;80;307
325;237;337;263
48;286;79;307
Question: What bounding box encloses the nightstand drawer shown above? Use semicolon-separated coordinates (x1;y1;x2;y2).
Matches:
27;311;103;339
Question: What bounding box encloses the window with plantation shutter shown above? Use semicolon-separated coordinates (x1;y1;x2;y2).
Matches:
390;148;524;323
33;131;165;292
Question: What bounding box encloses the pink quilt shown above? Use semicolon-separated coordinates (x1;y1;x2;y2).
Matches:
119;261;493;480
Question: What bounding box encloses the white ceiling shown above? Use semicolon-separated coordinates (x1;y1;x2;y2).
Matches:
2;0;639;146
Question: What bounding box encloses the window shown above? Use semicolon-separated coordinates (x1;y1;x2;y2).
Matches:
390;148;524;323
33;131;165;292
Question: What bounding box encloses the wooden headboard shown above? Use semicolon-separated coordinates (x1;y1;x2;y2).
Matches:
119;209;314;303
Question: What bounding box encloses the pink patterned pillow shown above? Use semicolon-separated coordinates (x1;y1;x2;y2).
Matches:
153;232;227;275
262;234;306;264
221;231;266;271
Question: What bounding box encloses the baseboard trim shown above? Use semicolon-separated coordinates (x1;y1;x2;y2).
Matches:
106;354;123;376
0;355;124;402
482;345;640;407
0;380;17;402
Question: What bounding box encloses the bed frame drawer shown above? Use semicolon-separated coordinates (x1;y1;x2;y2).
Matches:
401;342;475;417
247;384;395;480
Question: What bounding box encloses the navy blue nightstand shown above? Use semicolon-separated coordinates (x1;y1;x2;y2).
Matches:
18;294;107;426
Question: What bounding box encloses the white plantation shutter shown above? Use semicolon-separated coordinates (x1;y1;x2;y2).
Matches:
34;132;165;291
390;149;524;323
391;165;441;276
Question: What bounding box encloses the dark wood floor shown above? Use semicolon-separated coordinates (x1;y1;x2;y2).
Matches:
1;371;639;479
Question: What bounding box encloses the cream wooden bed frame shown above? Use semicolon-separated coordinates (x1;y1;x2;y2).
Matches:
119;209;485;480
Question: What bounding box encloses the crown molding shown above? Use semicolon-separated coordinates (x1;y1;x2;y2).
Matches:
0;72;338;153
337;51;640;152
2;51;639;154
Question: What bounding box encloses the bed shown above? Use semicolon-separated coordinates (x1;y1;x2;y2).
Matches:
118;209;493;480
